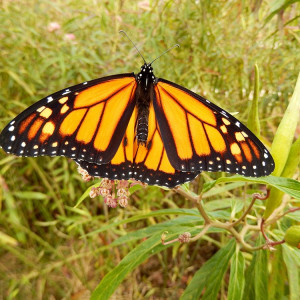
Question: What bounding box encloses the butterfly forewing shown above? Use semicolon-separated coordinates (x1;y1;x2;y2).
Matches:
0;74;137;164
153;79;274;177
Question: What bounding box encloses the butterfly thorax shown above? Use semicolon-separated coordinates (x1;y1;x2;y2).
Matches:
135;64;156;145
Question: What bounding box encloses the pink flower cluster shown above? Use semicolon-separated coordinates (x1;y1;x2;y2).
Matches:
89;179;131;208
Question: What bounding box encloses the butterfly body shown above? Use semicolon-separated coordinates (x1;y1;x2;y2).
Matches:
135;63;156;144
0;60;275;187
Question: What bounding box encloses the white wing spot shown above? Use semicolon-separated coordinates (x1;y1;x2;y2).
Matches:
21;142;26;147
83;82;88;85
235;121;240;127
62;89;71;95
253;165;257;169
10;121;15;125
47;96;53;103
264;153;268;158
262;161;266;166
11;136;16;141
8;126;14;132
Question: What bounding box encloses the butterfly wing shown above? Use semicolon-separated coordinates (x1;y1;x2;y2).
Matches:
0;74;137;164
76;102;200;187
153;79;275;177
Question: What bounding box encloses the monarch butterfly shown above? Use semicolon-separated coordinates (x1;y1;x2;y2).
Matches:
0;33;274;188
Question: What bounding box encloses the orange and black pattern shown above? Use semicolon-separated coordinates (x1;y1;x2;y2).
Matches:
0;62;274;188
0;74;137;163
154;79;274;177
76;105;200;187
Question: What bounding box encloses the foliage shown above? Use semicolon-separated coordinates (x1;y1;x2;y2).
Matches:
0;0;299;299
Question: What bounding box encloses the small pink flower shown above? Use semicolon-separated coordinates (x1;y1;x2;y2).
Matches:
64;33;76;41
99;187;111;197
117;188;128;197
47;22;61;32
101;179;113;189
117;180;129;189
89;187;100;198
118;195;128;208
104;195;118;208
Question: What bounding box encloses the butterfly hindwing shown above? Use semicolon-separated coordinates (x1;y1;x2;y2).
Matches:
153;79;275;177
76;103;200;187
0;74;137;164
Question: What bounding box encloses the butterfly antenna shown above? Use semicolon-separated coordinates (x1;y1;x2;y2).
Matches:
150;44;180;65
119;30;147;64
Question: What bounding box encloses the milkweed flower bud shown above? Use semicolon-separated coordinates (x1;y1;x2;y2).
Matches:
118;195;128;208
89;187;100;198
284;225;300;248
104;195;118;208
178;232;191;243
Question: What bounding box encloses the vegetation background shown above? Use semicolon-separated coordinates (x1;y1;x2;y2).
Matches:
0;0;299;299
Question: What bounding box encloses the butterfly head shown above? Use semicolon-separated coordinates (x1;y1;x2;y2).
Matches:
137;63;156;89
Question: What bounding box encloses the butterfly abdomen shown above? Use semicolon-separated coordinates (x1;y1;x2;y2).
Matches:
136;89;150;144
135;64;155;145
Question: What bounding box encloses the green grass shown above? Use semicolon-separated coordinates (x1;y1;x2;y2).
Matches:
0;0;299;299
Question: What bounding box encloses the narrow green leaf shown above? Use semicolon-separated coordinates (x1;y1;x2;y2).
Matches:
269;247;285;300
254;235;268;300
90;233;174;300
282;244;300;300
203;175;300;199
247;63;261;137
281;136;300;178
228;248;245;300
13;191;48;200
85;208;201;236
265;0;299;23
242;251;256;300
4;69;35;96
180;239;235;300
243;235;268;300
270;71;300;176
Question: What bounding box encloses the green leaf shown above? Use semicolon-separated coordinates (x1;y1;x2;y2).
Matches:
265;0;300;23
270;71;300;176
180;239;235;300
228;247;245;300
13;191;48;200
90;232;183;300
281;136;300;178
203;175;300;199
243;235;268;300
269;247;285;300
85;208;201;237
282;244;300;300
247;63;261;137
254;236;268;300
